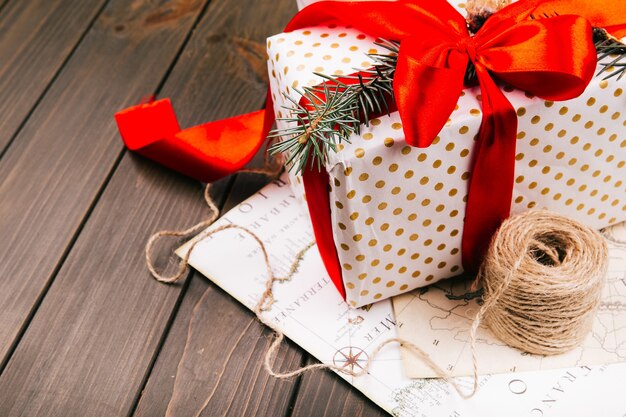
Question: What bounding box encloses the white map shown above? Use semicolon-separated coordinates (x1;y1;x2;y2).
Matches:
180;174;626;417
394;237;626;378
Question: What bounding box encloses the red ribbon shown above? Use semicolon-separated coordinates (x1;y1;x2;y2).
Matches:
115;98;273;183
115;0;626;298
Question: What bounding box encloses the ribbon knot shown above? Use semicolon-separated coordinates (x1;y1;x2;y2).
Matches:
457;35;478;63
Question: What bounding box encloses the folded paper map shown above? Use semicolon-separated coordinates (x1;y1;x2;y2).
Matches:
179;174;626;417
394;229;626;377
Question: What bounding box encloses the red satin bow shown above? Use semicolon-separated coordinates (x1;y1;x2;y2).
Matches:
286;0;604;269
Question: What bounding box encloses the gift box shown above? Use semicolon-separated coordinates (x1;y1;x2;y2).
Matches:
266;0;626;307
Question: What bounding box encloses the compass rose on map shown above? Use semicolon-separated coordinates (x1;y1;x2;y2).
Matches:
333;346;369;373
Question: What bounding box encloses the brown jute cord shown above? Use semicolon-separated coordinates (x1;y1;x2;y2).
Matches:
465;0;511;16
146;183;220;283
191;227;475;399
144;168;477;397
147;173;607;400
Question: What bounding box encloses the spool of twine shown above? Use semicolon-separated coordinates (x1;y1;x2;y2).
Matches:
477;210;609;356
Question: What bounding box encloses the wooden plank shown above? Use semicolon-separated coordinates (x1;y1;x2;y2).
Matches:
0;0;11;14
291;360;389;417
0;0;301;416
0;0;208;368
134;276;304;417
0;155;217;416
222;165;277;213
132;0;305;415
0;0;109;154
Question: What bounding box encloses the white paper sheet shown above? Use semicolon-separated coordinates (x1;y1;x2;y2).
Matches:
179;174;626;417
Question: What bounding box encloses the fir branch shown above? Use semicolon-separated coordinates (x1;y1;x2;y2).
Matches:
594;28;626;81
268;40;398;174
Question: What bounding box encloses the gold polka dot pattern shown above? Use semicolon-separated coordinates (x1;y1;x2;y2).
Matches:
266;6;626;307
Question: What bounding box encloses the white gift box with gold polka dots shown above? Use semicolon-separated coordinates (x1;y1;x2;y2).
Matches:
266;1;626;307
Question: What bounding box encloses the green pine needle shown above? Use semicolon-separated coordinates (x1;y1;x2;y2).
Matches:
269;39;398;174
595;33;626;81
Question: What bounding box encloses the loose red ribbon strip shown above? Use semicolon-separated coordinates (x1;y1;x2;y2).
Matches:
115;0;626;299
115;98;272;183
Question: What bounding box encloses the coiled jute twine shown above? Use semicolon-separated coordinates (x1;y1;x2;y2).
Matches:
148;178;610;400
472;210;609;356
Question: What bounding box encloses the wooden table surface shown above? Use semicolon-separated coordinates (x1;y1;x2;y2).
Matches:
0;0;387;415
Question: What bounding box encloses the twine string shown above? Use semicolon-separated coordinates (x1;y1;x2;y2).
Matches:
239;231;477;399
144;167;478;398
467;246;527;396
146;183;220;283
257;210;607;399
144;152;283;284
465;0;511;16
146;167;607;401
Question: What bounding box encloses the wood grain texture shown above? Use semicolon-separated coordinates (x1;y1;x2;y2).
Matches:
0;0;392;414
0;0;207;366
0;0;108;153
133;0;308;415
134;277;304;417
0;155;214;417
291;359;389;417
